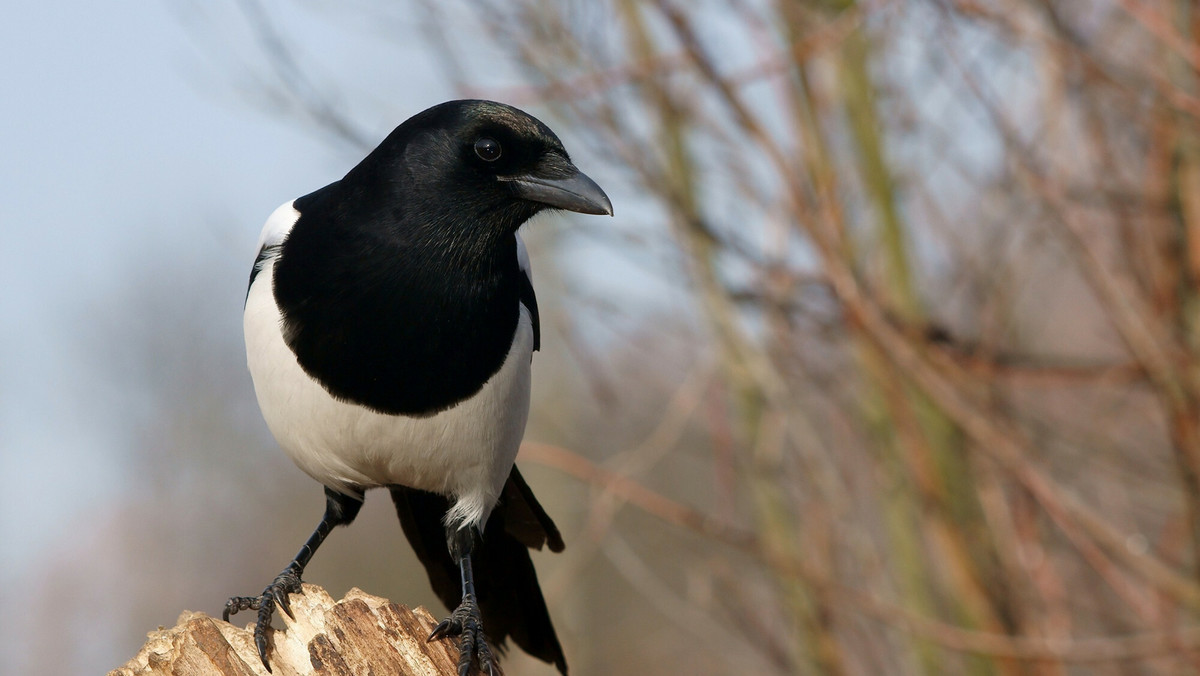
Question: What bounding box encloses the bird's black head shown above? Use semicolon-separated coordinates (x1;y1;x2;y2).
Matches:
347;99;611;247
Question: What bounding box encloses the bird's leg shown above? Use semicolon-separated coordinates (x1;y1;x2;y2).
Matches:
223;487;363;672
429;525;499;676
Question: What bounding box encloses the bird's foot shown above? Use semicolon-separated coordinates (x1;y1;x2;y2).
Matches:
429;593;500;676
222;566;304;672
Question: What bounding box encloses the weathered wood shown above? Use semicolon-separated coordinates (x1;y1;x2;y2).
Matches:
110;584;458;676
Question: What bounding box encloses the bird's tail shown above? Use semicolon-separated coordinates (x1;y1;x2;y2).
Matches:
390;467;567;674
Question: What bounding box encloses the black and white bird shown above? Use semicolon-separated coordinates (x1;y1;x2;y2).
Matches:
224;99;611;676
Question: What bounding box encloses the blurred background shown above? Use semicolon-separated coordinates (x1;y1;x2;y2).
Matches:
4;0;1200;674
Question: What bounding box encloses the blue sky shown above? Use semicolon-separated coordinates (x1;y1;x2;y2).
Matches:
0;0;453;593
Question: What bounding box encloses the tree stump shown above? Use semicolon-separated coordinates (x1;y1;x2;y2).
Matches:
109;584;458;675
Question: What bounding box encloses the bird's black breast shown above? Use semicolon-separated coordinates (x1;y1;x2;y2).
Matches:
271;184;528;417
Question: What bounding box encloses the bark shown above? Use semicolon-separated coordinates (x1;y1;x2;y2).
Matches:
109;584;458;676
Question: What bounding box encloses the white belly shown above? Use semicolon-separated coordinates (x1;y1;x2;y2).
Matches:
243;258;532;530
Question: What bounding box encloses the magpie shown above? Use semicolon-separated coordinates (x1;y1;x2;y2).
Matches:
223;99;611;676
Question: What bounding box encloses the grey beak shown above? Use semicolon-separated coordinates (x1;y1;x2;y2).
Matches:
506;168;613;216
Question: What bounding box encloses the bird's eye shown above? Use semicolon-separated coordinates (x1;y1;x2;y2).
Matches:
474;138;502;162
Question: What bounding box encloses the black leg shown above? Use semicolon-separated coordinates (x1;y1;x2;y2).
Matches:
223;487;363;672
428;526;500;676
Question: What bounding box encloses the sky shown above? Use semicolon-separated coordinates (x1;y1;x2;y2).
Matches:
0;0;459;625
1;1;317;574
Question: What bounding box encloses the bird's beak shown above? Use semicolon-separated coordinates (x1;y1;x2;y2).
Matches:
504;164;613;216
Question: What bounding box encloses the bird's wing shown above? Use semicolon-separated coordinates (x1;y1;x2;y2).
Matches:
515;233;541;352
257;200;301;252
247;201;300;294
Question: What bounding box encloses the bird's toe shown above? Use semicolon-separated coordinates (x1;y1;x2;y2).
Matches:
429;616;462;641
222;570;306;673
431;594;501;676
222;595;261;622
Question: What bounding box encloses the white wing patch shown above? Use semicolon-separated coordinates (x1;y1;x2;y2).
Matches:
257;201;301;252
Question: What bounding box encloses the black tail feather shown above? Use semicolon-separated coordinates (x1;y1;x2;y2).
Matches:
501;467;564;553
389;468;567;674
389;486;460;611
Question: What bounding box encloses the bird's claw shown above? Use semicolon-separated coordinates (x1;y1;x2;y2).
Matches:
428;594;500;676
222;568;304;672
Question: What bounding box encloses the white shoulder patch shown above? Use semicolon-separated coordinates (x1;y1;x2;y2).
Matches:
257;201;301;252
515;232;533;282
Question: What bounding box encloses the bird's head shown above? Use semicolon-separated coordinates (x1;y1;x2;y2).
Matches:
354;99;612;242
